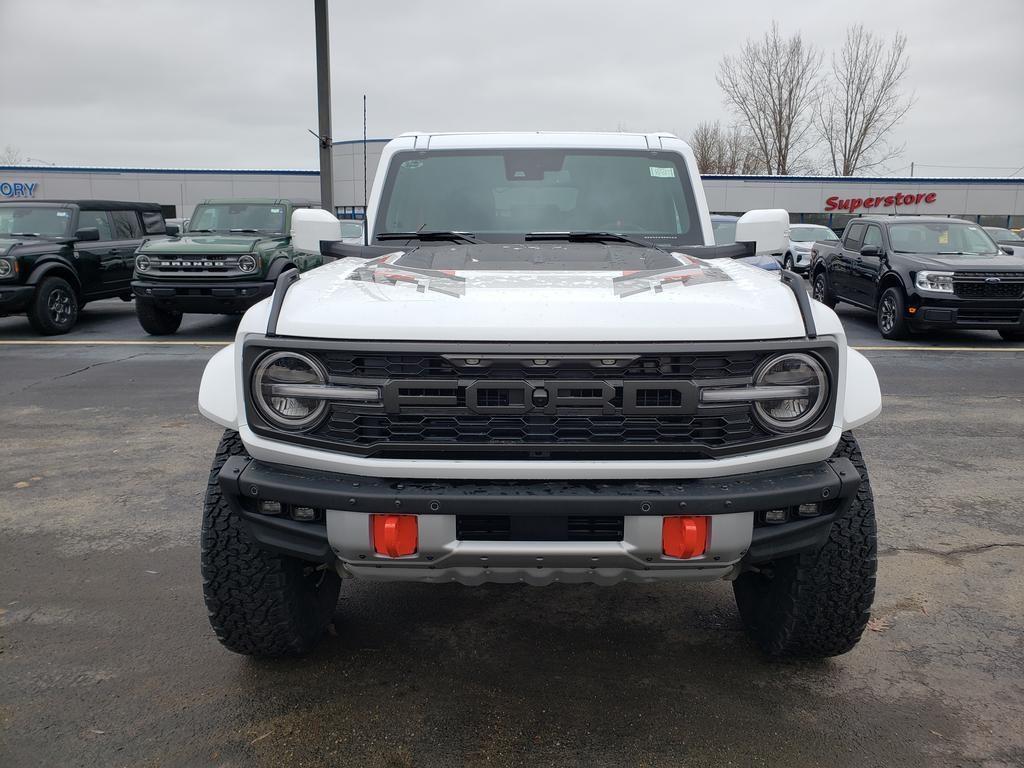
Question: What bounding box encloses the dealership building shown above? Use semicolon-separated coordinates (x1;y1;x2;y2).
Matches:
3;137;1023;229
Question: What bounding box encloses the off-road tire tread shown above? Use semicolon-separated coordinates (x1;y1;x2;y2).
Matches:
200;430;340;657
733;432;877;658
135;298;183;335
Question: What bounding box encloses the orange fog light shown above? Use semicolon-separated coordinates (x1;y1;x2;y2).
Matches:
372;514;418;557
662;516;710;559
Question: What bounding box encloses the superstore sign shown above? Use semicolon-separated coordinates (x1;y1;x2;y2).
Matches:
825;191;936;213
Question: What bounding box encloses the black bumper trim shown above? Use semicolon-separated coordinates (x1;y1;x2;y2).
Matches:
132;279;274;312
217;456;861;563
0;284;34;314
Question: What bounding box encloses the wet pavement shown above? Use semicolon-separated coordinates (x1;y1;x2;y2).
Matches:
1;300;1023;767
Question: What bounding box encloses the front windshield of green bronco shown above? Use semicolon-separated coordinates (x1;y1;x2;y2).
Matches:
0;205;73;237
189;204;286;234
376;149;704;246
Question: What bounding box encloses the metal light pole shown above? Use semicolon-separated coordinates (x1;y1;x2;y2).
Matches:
314;0;334;213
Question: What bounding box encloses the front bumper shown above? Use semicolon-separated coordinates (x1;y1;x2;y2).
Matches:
218;456;861;584
132;279;274;313
0;284;34;315
907;297;1024;331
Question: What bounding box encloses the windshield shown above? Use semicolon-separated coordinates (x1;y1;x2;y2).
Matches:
376;149;703;246
189;204;286;234
792;225;838;242
985;227;1021;241
711;219;737;244
889;221;998;255
0;205;73;237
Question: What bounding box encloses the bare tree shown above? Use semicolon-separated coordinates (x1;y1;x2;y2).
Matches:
689;121;766;174
816;25;913;175
1;145;22;165
716;22;822;175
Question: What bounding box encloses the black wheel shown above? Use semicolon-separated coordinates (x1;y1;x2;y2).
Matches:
998;329;1024;341
783;254;794;271
877;286;909;340
135;298;183;335
734;433;877;659
27;276;79;335
201;430;341;657
811;270;836;309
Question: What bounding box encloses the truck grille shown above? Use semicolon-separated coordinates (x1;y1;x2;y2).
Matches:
150;255;244;276
245;341;838;460
953;273;1024;300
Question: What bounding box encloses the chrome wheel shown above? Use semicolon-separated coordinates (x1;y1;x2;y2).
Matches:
879;295;897;334
784;255;794;271
48;287;74;325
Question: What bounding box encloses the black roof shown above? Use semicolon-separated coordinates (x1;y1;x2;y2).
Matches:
0;199;164;212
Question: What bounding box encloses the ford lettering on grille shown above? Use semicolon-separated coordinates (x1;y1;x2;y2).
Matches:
381;379;699;415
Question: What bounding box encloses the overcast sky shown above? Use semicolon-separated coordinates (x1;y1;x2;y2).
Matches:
1;0;1022;176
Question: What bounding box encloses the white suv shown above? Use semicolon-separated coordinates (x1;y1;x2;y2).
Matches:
197;132;881;661
778;223;840;273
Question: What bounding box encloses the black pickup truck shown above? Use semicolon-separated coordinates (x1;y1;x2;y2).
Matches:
810;215;1024;340
0;200;168;334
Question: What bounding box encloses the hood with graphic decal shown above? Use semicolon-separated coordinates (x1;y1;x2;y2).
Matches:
266;243;817;342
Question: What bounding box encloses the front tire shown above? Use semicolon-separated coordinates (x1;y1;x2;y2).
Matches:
877;286;909;339
201;430;341;657
27;276;79;335
135;298;183;335
783;254;794;271
733;433;877;659
811;270;836;309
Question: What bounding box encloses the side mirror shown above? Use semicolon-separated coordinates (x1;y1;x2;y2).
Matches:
74;227;100;242
860;244;883;257
164;224;180;237
1001;246;1015;255
735;209;789;255
291;208;343;254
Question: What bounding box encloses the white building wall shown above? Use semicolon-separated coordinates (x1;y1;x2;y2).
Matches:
0;168;321;218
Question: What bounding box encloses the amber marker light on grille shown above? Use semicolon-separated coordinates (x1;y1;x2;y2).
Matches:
662;516;710;559
372;514;418;557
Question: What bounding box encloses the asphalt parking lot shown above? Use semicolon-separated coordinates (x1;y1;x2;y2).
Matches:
2;298;1023;767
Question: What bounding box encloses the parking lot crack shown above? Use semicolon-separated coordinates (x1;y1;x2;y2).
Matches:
14;352;149;393
880;542;1024;561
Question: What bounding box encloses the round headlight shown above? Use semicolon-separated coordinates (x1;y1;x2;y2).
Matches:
752;353;828;433
0;259;12;278
238;254;258;273
135;254;151;272
252;351;327;430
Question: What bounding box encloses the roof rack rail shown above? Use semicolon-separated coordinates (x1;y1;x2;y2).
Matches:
266;268;300;337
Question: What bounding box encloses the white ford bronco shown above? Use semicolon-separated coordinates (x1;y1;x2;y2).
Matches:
198;132;882;659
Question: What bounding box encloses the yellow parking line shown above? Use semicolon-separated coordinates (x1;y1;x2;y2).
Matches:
0;339;229;346
852;345;1021;352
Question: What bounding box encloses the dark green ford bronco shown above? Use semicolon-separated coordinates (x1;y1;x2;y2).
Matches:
131;198;321;334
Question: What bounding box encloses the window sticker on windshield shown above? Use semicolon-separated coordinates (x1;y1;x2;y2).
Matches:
270;207;282;214
56;211;69;218
650;166;675;178
939;231;949;245
401;160;423;170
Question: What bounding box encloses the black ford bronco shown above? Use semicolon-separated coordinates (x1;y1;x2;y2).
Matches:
0;200;167;334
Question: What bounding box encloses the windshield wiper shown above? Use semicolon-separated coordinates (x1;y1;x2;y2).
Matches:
8;232;40;237
189;228;216;233
377;231;482;244
229;228;261;233
525;231;665;251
